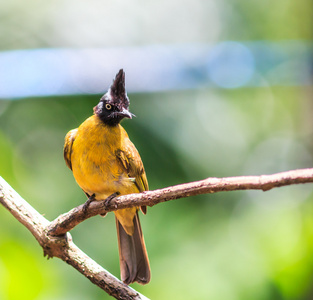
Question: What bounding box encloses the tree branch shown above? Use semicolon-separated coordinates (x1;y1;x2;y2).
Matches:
48;168;313;236
1;168;313;298
0;177;148;300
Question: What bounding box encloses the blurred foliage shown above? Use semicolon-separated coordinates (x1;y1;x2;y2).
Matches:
1;87;313;300
224;0;312;40
1;0;313;299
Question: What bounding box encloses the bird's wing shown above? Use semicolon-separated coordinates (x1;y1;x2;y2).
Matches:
63;128;78;171
116;137;149;214
116;141;149;192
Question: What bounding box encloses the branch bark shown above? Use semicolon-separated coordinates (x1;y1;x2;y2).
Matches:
0;177;148;300
48;168;313;236
1;168;313;298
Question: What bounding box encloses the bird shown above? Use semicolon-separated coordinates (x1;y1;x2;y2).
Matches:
63;69;151;285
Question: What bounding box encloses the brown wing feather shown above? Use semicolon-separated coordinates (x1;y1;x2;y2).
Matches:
116;140;148;193
63;129;77;171
116;137;149;214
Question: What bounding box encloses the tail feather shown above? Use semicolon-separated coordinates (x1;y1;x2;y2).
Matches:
116;212;150;285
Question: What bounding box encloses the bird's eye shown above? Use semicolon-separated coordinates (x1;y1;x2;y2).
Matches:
105;103;112;110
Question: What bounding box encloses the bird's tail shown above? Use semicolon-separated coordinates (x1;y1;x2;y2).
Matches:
115;212;151;285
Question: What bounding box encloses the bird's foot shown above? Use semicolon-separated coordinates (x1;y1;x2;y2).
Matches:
104;192;120;207
83;193;96;214
99;192;119;217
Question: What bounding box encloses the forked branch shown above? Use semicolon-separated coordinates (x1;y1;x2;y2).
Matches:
1;168;313;299
0;177;147;300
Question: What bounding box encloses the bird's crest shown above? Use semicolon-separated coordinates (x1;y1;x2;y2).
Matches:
105;69;130;110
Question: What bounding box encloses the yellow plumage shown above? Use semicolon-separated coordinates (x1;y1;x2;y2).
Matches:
64;114;148;234
64;69;150;285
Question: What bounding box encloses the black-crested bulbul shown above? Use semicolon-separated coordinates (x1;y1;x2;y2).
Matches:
63;69;150;285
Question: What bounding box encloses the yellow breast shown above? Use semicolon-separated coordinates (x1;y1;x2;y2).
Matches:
70;115;138;200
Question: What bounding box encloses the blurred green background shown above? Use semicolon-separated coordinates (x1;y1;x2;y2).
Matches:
1;0;313;299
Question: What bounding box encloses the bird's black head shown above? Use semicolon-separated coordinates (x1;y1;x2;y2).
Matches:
94;69;134;126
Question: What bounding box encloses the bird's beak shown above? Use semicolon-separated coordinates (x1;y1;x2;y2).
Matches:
117;108;134;119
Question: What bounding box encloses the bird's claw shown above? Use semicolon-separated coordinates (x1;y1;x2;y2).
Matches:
100;192;119;217
83;193;96;214
104;192;120;207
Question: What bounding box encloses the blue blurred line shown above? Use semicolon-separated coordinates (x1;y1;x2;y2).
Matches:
0;41;311;99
